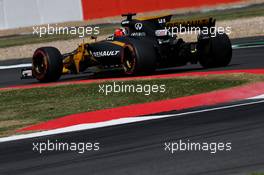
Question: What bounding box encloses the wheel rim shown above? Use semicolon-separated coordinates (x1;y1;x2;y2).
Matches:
32;50;48;79
122;45;136;74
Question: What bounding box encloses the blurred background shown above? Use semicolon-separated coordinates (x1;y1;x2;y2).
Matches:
0;0;263;60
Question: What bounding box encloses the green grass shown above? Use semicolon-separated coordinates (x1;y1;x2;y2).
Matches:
0;77;248;136
0;4;263;48
0;34;76;48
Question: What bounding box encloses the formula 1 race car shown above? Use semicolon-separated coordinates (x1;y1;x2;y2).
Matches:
21;13;232;82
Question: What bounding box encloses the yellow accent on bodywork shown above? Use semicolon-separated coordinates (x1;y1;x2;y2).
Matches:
110;41;126;47
62;67;70;74
136;14;170;21
62;43;93;74
73;44;85;73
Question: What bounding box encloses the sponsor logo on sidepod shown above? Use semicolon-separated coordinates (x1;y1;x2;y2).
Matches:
93;51;120;57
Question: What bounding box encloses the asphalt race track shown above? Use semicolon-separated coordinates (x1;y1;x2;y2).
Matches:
0;37;264;175
0;37;264;88
0;99;264;175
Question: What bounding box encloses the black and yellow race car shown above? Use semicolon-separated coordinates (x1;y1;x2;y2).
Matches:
22;13;232;82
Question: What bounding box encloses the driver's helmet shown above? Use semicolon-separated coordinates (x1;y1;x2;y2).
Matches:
114;27;127;37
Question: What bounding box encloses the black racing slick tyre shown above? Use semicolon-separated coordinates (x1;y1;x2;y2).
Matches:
198;33;232;68
32;47;63;82
122;40;157;75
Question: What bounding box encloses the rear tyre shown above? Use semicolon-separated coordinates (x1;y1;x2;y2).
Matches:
122;41;157;75
32;47;63;82
198;33;232;68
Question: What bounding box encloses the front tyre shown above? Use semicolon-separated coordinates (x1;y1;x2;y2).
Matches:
198;33;232;68
32;47;63;82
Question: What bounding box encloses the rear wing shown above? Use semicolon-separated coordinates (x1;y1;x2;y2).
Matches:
165;18;216;31
136;14;172;24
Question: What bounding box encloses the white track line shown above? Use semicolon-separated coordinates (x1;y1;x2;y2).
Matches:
0;63;31;70
232;45;264;50
248;94;264;100
0;98;264;143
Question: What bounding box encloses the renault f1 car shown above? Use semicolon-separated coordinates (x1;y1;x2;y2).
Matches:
21;13;232;82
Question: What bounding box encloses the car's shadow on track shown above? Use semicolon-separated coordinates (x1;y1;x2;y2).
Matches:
57;63;241;82
57;67;204;82
18;63;242;86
